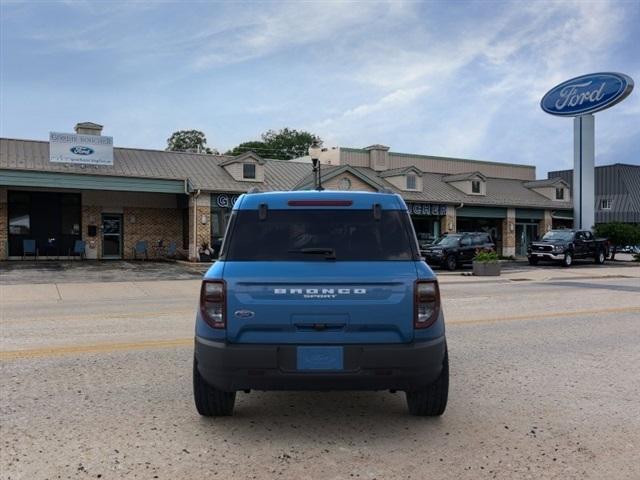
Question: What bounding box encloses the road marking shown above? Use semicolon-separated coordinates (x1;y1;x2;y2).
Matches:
0;309;194;324
447;306;640;326
2;305;639;361
0;338;193;360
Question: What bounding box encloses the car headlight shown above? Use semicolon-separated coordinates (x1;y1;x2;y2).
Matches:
554;245;564;252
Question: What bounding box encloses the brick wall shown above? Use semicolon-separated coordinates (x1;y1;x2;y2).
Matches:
188;193;211;261
81;205;103;259
539;210;553;236
440;205;457;234
123;207;183;260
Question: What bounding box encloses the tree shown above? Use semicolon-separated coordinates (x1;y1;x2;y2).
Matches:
225;141;268;157
594;222;640;260
166;130;216;154
225;128;322;160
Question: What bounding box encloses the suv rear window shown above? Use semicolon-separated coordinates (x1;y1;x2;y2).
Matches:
222;209;417;261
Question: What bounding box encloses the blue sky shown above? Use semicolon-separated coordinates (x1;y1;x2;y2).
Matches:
1;0;638;177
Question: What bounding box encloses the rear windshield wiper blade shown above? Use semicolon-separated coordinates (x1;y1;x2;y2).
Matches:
287;247;337;259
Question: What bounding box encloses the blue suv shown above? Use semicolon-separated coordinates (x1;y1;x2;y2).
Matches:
193;191;448;416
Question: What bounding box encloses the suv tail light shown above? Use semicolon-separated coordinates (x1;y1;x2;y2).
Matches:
414;280;440;329
200;280;226;329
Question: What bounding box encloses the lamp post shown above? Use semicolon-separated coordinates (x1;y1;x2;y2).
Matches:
308;140;324;191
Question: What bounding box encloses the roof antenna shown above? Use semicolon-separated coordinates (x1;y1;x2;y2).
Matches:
373;203;382;220
259;203;268;221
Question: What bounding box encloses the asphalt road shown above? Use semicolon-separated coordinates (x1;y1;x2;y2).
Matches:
1;273;640;479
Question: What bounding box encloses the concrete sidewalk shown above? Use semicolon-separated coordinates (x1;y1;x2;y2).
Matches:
2;264;638;305
0;279;201;305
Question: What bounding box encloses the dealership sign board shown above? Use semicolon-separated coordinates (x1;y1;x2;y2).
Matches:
540;72;634;117
49;132;114;166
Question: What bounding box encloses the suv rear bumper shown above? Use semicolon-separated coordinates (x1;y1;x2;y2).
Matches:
195;336;446;392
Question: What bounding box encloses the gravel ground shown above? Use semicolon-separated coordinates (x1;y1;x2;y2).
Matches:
1;274;639;479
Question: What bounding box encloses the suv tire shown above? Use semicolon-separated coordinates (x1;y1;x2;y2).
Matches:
445;256;457;271
193;359;236;417
405;350;449;416
595;250;606;265
562;252;573;268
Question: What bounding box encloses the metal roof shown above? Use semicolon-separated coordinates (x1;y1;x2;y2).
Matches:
0;137;311;193
443;171;487;182
548;163;640;222
0;137;573;210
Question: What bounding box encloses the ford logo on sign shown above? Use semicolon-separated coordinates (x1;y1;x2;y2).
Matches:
541;72;634;117
70;146;94;155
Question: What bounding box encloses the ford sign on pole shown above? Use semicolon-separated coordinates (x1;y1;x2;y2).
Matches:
541;72;634;116
541;72;634;230
49;132;114;166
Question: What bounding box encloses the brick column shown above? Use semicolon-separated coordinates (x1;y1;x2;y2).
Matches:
0;188;7;260
188;192;211;261
501;208;516;257
539;210;553;237
82;205;102;259
440;205;457;234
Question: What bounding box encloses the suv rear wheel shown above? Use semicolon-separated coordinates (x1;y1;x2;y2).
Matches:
405;350;449;416
193;359;236;416
445;255;457;271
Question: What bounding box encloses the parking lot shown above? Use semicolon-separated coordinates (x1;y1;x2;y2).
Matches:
1;261;640;479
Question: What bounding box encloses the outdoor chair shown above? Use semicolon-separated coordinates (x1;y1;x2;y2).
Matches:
22;239;38;260
133;240;149;260
69;240;86;260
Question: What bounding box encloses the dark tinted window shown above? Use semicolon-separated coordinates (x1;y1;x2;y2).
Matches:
460;236;472;247
243;163;256;179
471;235;484;246
224;209;416;261
435;235;460;247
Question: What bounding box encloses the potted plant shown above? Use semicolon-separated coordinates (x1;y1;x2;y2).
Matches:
472;250;501;276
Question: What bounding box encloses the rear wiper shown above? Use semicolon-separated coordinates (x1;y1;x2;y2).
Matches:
287;247;336;259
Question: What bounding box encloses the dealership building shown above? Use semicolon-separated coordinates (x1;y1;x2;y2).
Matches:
1;123;573;261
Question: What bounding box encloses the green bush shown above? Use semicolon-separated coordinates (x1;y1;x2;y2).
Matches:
474;251;499;263
594;222;640;260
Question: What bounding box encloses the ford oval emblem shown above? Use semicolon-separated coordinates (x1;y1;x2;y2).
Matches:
541;72;634;117
234;309;255;319
70;146;95;155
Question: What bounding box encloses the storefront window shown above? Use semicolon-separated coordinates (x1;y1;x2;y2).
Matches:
60;194;81;235
9;192;30;234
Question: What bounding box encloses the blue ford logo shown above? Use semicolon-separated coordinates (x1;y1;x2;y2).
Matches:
234;309;255;319
541;72;634;117
70;146;95;155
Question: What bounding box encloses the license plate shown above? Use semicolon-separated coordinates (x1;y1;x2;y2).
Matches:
297;346;344;371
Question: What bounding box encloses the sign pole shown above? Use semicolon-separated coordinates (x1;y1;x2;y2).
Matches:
541;72;633;231
572;115;595;230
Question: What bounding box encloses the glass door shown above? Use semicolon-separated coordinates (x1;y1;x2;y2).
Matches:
516;223;539;257
102;214;123;259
